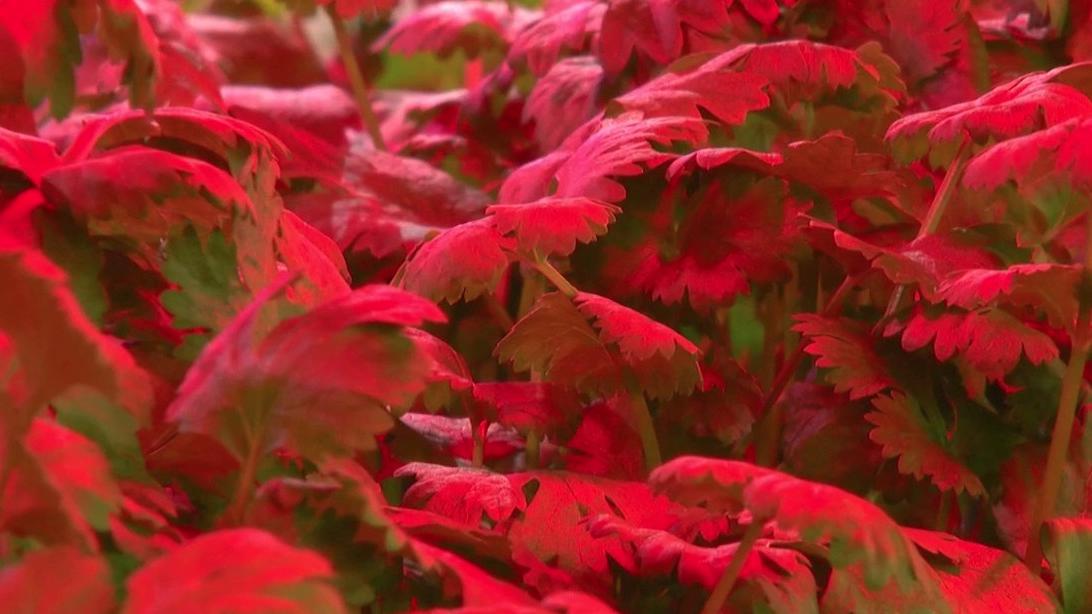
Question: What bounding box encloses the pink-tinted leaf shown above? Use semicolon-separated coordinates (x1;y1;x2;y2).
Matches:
904;528;1057;613
168;278;442;461
867;392;986;496
524;56;605;152
497;292;701;399
793;315;894;400
473;381;583;436
508;2;604;76
397;218;514;303
123;528;345;614
397;463;524;526
1;419;122;550
886;63;1092;165
937;264;1081;331
375;1;525;59
585;515;818;610
553;113;707;202
901;308;1058;381
0;128;60;185
650;456;947;594
611;51;769;132
488;197;620;257
0;247;150;417
963;115;1092;192
0;547;115;614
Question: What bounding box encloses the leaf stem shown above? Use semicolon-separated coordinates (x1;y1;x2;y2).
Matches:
484;293;515;330
1024;308;1091;569
1024;212;1092;570
224;425;264;526
755;274;859;466
325;6;387;151
471;419;486;468
629;388;662;472
525;429;540;468
531;256;578;298
701;520;763;614
877;139;971;329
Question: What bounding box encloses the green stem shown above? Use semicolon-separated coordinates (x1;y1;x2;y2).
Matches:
518;267;546;317
531;256;578;298
630;389;662;472
1024;212;1092;570
525;429;540;469
471;420;486;468
1024;309;1090;569
325;6;387;151
935;490;952;531
484;293;515;331
701;520;764;614
224;427;264;526
877;139;971;330
755;274;859;466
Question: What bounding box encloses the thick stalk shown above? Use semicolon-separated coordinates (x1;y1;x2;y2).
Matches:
935;490;952;531
471;419;486;468
532;256;578;298
1024;213;1092;570
484;293;515;331
629;389;662;472
525;429;541;469
518;267;546;317
755;274;859;466
325;7;387;151
701;520;764;614
1024;309;1091;568
224;425;264;526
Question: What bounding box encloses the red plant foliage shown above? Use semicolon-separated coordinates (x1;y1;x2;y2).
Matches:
2;0;1092;612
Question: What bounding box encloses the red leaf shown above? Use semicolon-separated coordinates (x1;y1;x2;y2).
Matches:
275;210;351;306
901;308;1058;380
0;547;115;614
0;247;150;417
123;528;345;614
397;463;525;526
2;419;122;550
508;2;604;76
188;14;326;88
552;113;707;202
375;1;524;59
867;392;986;496
168;277;442;461
886;63;1092;165
397;218;514;303
399;463;678;590
650;456;947;595
497;292;701;399
793;315;894;400
937;264;1081;331
0;128;60;185
611;50;770;132
473;381;583;436
488;197;620;257
904;528;1058;613
523;56;605;151
963;115;1092;192
562;396;646;480
585;515;817;609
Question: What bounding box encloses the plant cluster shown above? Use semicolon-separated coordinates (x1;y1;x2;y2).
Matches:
3;0;1092;612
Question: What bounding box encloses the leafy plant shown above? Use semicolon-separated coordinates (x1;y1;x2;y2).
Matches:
1;0;1092;611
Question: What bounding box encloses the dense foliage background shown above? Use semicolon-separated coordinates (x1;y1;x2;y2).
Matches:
2;0;1092;611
